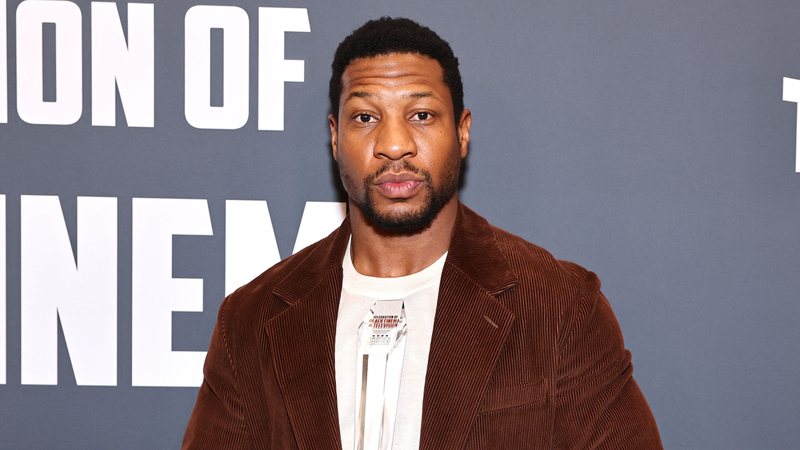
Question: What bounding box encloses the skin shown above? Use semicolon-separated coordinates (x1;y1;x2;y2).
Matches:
329;53;472;277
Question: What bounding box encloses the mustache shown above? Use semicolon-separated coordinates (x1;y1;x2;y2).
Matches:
365;160;431;184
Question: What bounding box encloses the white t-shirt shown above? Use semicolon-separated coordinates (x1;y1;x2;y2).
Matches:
336;241;446;450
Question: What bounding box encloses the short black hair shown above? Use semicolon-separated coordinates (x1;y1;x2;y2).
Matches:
329;17;464;123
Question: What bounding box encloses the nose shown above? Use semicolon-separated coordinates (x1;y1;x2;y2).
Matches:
374;116;417;160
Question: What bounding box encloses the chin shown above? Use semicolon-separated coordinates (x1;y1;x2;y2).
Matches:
366;205;438;234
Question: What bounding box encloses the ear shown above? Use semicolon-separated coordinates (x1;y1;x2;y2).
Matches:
328;114;339;161
456;108;472;159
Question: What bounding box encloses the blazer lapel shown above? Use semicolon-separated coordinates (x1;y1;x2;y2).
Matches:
264;219;351;450
419;204;519;450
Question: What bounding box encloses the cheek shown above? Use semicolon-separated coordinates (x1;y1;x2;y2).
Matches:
429;144;462;174
337;154;369;181
339;137;374;168
336;156;367;197
337;164;360;198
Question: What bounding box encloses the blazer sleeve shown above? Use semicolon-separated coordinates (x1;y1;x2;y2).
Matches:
551;272;663;449
182;296;255;450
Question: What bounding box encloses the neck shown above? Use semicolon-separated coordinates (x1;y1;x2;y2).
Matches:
348;197;458;277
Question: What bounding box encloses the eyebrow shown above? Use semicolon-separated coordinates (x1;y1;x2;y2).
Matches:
345;90;435;101
347;91;371;100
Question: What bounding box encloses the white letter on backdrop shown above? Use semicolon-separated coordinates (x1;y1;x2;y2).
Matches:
0;195;5;384
91;2;154;127
20;196;118;386
16;0;82;125
258;7;309;131
131;198;211;387
224;200;280;296
0;0;7;123
292;201;346;254
184;5;249;130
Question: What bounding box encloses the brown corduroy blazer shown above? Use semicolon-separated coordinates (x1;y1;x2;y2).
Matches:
182;204;662;449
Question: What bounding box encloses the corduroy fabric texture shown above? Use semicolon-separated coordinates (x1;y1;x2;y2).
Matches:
182;204;662;449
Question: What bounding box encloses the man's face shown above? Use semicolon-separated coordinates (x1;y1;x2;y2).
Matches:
329;53;471;233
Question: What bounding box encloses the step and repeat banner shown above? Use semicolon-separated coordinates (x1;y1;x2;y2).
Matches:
2;1;800;448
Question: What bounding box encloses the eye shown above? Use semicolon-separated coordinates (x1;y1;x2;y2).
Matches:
355;113;375;124
411;111;433;122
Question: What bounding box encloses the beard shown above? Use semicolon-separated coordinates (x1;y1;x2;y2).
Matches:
340;158;460;234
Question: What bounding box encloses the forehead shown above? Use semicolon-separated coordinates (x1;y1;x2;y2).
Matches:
340;53;450;99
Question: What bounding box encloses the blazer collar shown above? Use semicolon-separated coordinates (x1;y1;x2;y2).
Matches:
272;215;352;305
445;203;519;295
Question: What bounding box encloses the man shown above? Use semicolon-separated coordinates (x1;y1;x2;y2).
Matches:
183;17;662;450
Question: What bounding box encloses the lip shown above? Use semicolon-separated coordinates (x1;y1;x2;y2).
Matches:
373;172;423;184
372;172;424;198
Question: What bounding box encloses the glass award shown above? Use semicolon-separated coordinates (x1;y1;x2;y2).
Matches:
354;300;407;450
